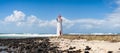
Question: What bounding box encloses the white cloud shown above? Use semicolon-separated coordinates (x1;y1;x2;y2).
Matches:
27;15;39;25
3;10;57;27
60;17;107;29
61;0;120;30
105;0;120;28
38;20;56;27
3;9;120;30
115;0;120;5
62;17;74;28
1;0;120;33
4;10;25;22
16;22;25;26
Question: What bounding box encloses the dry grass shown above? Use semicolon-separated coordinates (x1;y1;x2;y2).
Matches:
50;34;120;42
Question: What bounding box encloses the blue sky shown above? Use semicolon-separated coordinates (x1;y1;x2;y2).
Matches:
0;0;114;19
0;0;120;33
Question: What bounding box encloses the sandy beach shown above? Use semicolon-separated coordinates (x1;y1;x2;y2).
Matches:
0;35;120;53
50;38;120;53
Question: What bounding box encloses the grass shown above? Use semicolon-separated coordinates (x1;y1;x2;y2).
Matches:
50;34;120;42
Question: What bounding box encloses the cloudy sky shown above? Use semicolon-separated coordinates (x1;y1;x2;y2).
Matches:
0;0;120;33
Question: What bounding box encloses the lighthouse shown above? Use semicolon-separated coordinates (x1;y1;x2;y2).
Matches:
57;15;62;36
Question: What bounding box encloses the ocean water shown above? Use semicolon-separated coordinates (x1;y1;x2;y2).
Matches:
0;33;57;39
0;33;118;39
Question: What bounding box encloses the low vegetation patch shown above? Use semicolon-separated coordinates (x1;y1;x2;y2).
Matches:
50;34;120;42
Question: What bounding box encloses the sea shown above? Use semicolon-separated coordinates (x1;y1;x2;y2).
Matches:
0;33;119;39
0;33;57;39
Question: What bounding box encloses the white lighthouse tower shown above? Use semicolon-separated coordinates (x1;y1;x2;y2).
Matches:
57;15;62;36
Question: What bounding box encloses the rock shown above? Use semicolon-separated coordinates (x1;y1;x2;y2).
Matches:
119;48;120;50
84;50;89;53
107;51;113;53
69;46;76;50
76;49;82;53
84;46;91;53
0;38;60;53
85;46;91;50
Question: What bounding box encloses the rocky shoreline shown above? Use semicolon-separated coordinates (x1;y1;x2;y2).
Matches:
0;38;59;53
0;38;82;53
0;37;120;53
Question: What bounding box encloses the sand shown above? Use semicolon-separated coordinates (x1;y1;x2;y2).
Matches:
50;38;120;53
0;37;120;53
